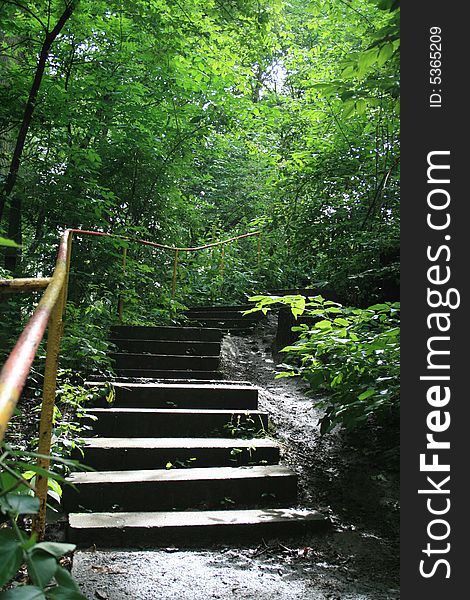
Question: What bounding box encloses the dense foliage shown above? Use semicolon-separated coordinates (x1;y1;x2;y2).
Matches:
0;0;399;306
247;294;400;432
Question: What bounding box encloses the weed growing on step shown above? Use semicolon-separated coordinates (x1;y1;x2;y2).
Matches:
222;413;267;439
229;445;269;467
165;457;198;469
4;371;101;512
220;496;236;508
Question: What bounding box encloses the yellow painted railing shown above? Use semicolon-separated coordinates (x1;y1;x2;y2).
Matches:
0;227;260;538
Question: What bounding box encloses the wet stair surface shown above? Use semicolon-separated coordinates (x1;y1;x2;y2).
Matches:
65;306;328;547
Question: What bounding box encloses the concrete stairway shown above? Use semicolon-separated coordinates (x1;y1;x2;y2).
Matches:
65;318;328;547
184;305;263;333
108;325;224;380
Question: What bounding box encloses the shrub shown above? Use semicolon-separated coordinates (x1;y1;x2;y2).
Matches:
246;295;400;433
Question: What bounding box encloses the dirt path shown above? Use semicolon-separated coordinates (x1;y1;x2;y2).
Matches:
72;316;399;599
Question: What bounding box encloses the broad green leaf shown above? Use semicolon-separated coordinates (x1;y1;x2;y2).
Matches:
54;566;80;591
358;47;379;73
377;42;394;66
48;478;62;498
0;472;30;494
47;588;87;600
355;99;367;115
0;529;23;587
13;463;65;482
26;550;57;588
358;389;377;401
368;303;390;311
314;320;332;330
0;586;46;599
0;494;39;515
342;101;356;119
33;542;76;559
0;236;21;248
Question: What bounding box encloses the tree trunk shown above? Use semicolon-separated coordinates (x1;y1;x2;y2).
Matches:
0;1;78;270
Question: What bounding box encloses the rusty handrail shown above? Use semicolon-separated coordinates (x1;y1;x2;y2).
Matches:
68;228;260;252
0;230;71;441
0;226;261;537
69;227;261;302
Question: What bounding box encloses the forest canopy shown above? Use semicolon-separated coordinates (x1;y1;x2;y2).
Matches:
0;0;399;312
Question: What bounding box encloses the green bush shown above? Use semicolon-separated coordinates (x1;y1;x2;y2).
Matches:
0;446;87;599
246;295;400;433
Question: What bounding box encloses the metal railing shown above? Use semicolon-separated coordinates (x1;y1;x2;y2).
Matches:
0;227;261;537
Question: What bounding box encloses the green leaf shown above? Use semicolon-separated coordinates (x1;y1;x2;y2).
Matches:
358;389;376;401
33;542;76;559
355;98;367;115
0;471;30;494
0;494;39;515
13;463;66;482
46;588;87;600
0;586;46;599
314;320;332;330
358;47;379;73
54;566;80;591
377;42;394;66
26;550;58;588
47;478;62;499
0;236;21;248
342;100;356;119
0;529;23;587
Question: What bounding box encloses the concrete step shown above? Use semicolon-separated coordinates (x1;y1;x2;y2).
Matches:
85;408;269;437
110;339;221;356
187;305;254;312
79;437;279;470
110;326;223;342
110;353;220;371
89;382;258;410
68;508;329;547
63;465;297;512
185;310;261;321
87;377;251;386
112;369;224;380
187;318;256;331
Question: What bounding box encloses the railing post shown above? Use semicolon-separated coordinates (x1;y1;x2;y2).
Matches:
118;246;128;323
32;232;73;540
171;249;179;299
219;244;225;279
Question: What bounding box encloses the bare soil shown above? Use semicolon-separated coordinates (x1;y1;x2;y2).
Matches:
72;315;399;599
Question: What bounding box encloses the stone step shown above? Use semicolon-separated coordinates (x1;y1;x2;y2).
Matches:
185;310;261;321
68;508;329;547
110;325;223;342
187;305;254;312
186;318;256;330
112;369;224;380
63;465;297;512
87;377;251;386
85;408;269;437
89;382;258;410
110;353;220;371
110;339;221;356
79;437;279;470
